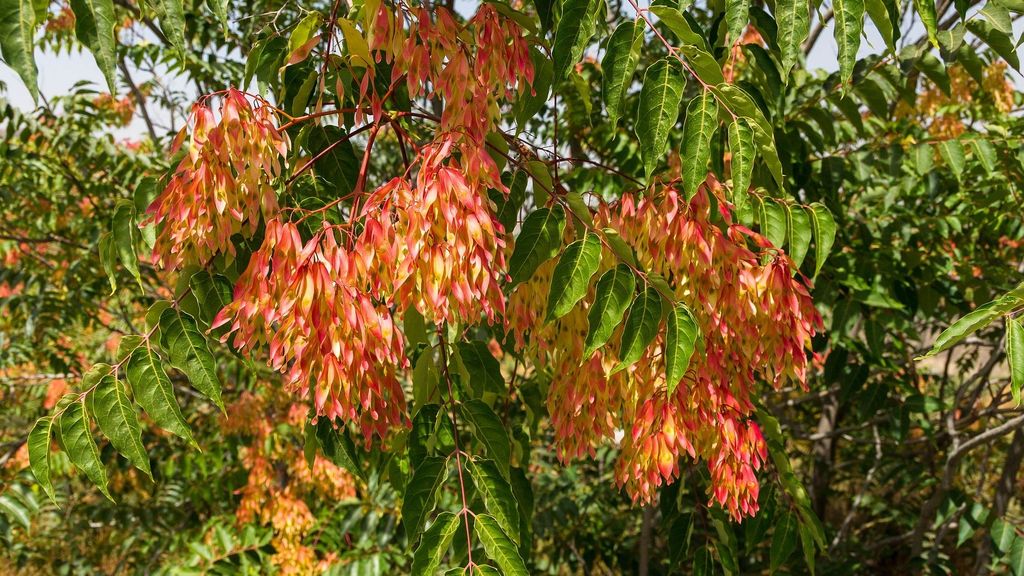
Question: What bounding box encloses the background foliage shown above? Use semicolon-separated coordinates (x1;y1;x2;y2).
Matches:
2;0;1024;574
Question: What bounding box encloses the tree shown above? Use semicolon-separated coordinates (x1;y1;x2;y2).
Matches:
1;0;1023;574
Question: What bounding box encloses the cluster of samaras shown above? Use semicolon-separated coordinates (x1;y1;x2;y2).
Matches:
144;6;820;519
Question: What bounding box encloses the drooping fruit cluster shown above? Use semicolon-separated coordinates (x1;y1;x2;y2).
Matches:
508;186;821;518
147;7;533;442
145;89;287;270
213;219;408;442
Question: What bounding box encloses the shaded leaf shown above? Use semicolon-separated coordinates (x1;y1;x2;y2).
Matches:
770;511;798;572
402;456;447;543
461;400;512;476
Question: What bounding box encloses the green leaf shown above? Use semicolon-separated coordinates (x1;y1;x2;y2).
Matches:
1009;533;1024;576
208;0;229;35
315;420;365;481
729;119;755;200
288;11;321;64
615;287;663;373
307;125;361;196
413;351;439;414
914;0;939;48
770;511;798;572
833;0;864;87
919;294;1022;358
546;232;603;321
602;228;636;266
476;514;529;576
678;45;725;85
516;48;553;132
456;341;504;397
681;91;719;199
98;231;118;295
188;271;233;329
799;520;818;574
111;201;143;289
937;138;966;180
402;456;447;543
917;51;951;95
125;343;196;447
665;302;699;394
69;0;117;93
865;0;897;53
28;417;57;504
158;308;224;412
508;206;566;287
972;139;998;174
411;512;461;576
693;547;717;576
775;0;810;76
469;459;520;545
808;203;836;278
649;5;708;50
160;0;187;59
726;0;751;42
713;84;783;187
492;171;528;234
0;0;38;101
58;399;113;501
760;199;788;249
0;493;30;530
89;375;152;480
585;264;637;358
1007;315;1024;405
786;204;812;269
967;19;1020;69
461;400;512;476
602;20;643;127
993;518;1015;554
636;58;687;179
553;0;600;79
